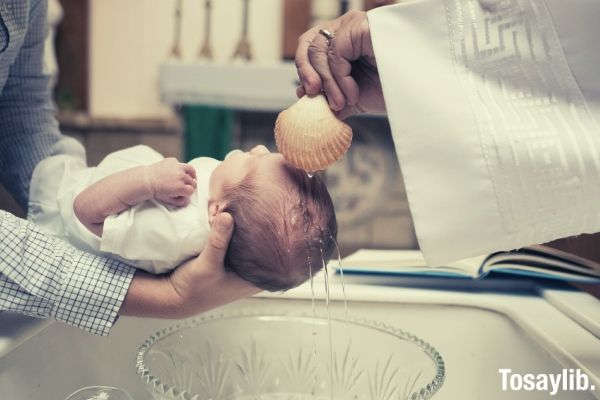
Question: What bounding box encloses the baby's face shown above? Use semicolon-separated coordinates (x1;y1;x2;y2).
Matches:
208;145;290;219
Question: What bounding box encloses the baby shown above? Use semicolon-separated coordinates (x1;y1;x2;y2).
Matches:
28;141;337;291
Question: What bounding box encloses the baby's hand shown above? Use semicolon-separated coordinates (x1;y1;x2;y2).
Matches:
146;158;197;207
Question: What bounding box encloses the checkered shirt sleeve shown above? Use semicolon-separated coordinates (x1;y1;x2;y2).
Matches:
0;0;136;336
0;210;135;336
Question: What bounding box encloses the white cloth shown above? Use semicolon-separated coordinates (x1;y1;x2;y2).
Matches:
368;0;600;264
29;145;219;274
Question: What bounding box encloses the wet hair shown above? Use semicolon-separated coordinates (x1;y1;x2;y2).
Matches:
222;164;337;292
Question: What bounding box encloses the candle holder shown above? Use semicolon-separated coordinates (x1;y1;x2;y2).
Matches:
231;0;253;61
198;0;214;60
169;0;183;59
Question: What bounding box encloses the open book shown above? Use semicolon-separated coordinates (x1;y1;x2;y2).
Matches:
335;246;600;283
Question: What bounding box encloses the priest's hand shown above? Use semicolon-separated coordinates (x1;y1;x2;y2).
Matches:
295;10;385;119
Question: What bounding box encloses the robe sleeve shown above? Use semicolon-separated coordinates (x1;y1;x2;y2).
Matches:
368;0;600;264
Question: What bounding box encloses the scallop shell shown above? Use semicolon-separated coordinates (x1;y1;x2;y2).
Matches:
274;94;353;172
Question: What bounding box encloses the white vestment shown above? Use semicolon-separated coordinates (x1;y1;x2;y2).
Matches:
368;0;600;264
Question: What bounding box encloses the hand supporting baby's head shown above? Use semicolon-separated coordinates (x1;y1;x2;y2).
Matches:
209;146;337;291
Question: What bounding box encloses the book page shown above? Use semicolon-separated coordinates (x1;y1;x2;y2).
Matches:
483;247;600;278
529;244;600;273
483;264;600;283
334;249;484;278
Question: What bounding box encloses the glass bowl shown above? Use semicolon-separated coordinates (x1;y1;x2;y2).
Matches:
64;386;133;400
135;310;445;400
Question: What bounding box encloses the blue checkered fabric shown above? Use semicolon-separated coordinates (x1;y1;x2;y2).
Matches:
0;0;135;336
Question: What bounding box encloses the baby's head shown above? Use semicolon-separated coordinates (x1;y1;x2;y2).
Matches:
209;145;337;291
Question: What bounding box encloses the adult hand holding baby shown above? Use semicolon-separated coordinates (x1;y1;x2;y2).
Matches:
120;212;260;318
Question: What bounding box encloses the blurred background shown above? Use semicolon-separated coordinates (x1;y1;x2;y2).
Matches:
0;0;416;255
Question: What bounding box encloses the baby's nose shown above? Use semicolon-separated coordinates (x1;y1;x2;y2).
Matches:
249;145;270;155
224;149;243;160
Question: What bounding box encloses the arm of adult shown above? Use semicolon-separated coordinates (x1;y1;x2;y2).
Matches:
0;0;66;209
120;212;260;318
0;1;255;335
0;0;128;337
0;210;255;335
297;1;600;264
0;0;136;336
0;210;135;336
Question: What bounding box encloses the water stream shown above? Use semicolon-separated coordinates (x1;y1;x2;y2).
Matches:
316;239;349;399
322;248;334;400
303;171;349;399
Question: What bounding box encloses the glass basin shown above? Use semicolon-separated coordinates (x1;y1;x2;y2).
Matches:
135;310;445;400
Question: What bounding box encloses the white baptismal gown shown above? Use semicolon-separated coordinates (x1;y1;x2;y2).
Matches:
28;144;220;274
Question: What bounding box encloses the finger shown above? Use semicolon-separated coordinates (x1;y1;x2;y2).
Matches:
177;184;195;197
181;163;197;179
201;212;234;266
169;195;190;207
296;85;305;98
328;33;359;106
308;33;346;110
295;28;323;95
335;104;362;120
183;174;196;187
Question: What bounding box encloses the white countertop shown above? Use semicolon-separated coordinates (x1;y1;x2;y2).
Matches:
2;253;600;399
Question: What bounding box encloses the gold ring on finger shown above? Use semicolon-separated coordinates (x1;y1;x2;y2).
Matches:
318;28;335;44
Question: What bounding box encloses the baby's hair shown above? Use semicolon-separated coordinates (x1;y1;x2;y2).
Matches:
222;164;337;291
